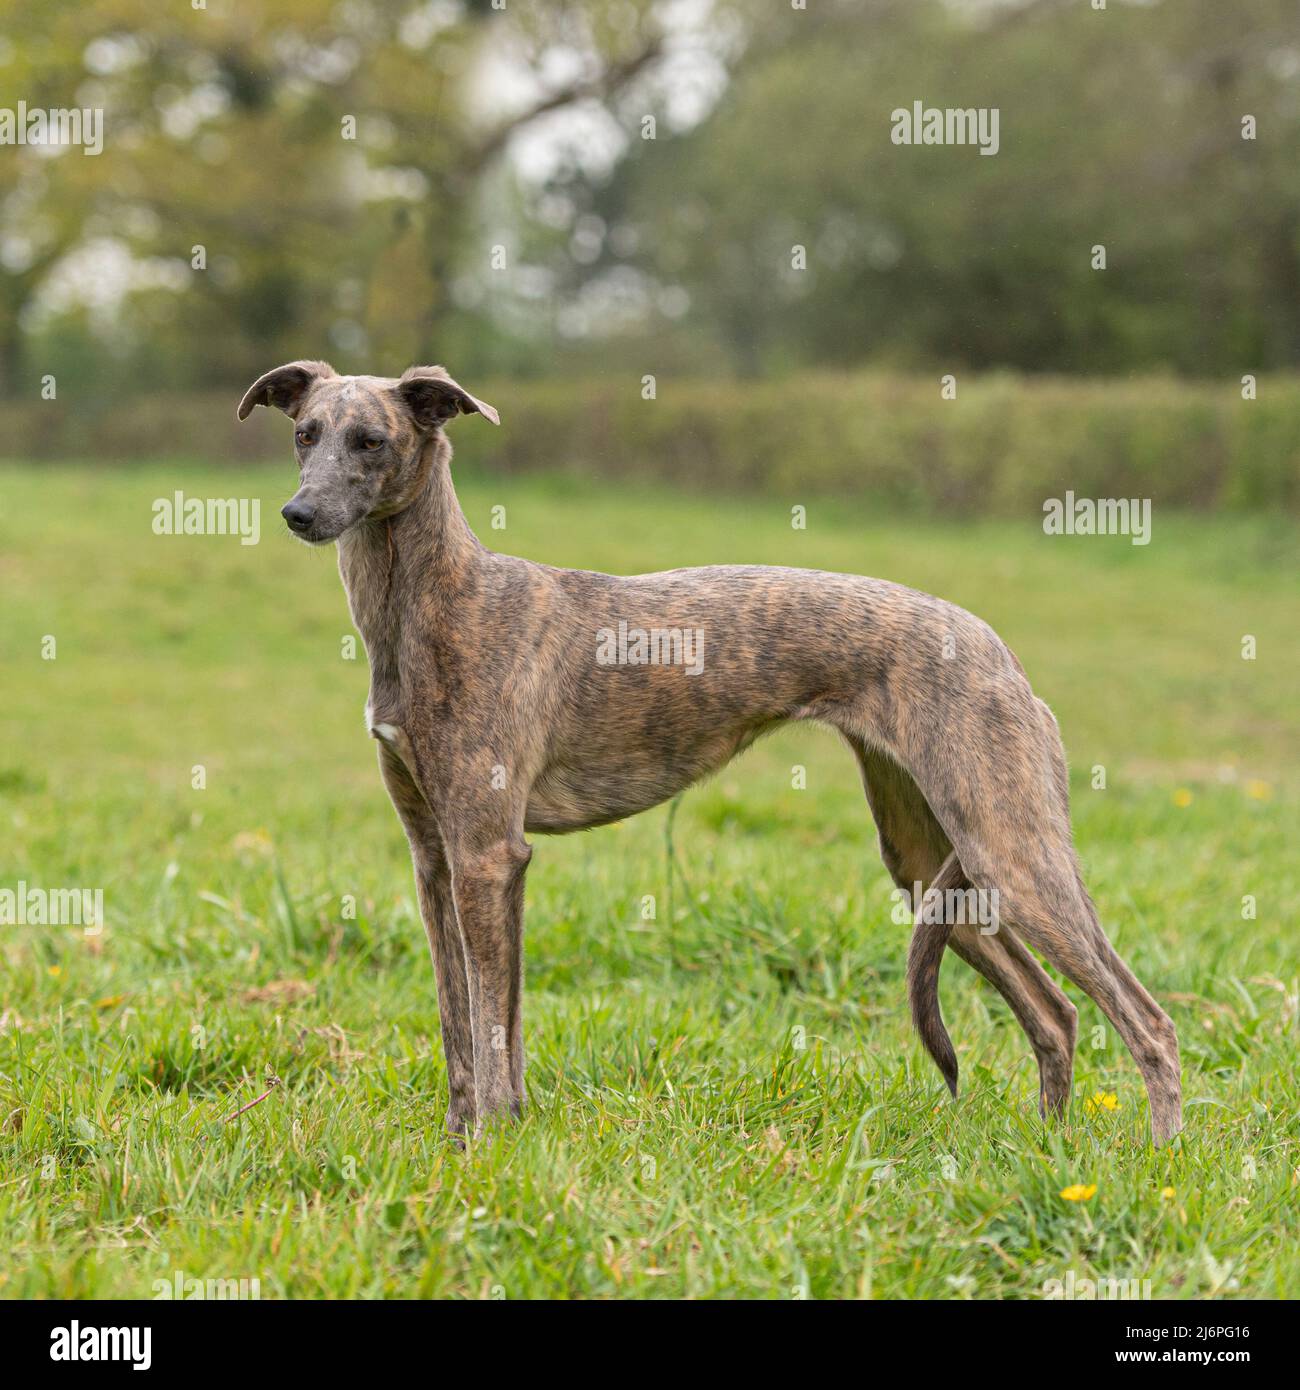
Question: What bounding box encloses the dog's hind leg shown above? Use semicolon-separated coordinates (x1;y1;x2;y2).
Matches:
845;737;1077;1112
903;704;1182;1145
983;861;1181;1144
946;926;1076;1117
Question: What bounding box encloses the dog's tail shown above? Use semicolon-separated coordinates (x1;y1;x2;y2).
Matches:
906;851;965;1097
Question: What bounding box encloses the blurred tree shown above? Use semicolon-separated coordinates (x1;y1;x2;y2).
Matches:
531;0;1300;377
0;0;664;395
4;0;1300;393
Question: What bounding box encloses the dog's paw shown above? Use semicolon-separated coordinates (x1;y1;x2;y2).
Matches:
444;1105;475;1146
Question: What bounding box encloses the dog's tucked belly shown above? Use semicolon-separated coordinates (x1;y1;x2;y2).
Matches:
523;718;778;834
524;784;665;834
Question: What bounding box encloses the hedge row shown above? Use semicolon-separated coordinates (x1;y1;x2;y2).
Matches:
5;372;1296;512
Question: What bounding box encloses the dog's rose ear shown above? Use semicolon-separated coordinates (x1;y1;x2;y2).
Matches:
397;366;500;429
237;360;336;421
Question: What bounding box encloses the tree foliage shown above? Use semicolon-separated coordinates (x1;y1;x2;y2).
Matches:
3;0;1299;395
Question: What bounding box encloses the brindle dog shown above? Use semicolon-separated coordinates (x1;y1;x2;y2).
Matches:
239;360;1183;1145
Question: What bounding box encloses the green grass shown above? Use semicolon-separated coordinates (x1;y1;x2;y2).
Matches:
0;462;1296;1299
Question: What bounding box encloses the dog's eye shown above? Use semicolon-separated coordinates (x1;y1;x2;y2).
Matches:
295;430;314;448
360;437;384;451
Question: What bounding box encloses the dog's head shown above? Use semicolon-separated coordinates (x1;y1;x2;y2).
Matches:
237;361;498;544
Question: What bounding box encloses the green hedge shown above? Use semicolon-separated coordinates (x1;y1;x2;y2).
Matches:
5;372;1296;512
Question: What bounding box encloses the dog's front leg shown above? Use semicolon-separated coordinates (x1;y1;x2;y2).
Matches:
413;842;479;1139
375;742;476;1138
445;826;531;1131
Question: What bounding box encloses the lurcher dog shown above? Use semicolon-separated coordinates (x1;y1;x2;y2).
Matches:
239;360;1183;1145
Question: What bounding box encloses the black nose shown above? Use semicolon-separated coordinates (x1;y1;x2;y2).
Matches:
281;499;316;531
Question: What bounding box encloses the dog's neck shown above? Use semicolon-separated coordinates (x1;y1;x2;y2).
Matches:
336;432;482;709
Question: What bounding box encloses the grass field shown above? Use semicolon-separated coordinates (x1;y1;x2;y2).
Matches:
0;462;1296;1299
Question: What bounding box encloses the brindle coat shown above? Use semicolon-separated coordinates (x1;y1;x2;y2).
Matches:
238;361;1184;1145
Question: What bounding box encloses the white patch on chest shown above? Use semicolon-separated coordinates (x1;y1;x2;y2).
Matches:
367;712;417;775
